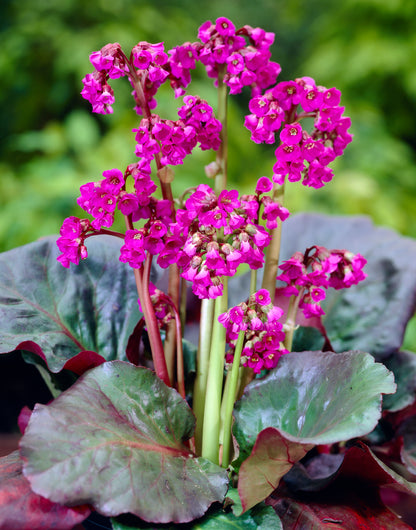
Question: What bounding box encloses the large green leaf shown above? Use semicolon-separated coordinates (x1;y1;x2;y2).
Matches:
233;351;396;464
20;361;228;524
111;498;282;529
0;236;142;371
279;214;416;358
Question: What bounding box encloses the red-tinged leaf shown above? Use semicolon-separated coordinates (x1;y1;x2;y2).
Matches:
337;442;416;493
268;486;412;530
20;361;228;524
238;427;313;512
61;350;106;375
18;406;32;434
0;450;90;530
268;442;416;529
287;441;416;495
0;236;142;372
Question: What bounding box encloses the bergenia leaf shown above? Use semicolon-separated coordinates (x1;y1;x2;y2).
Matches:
269;487;412;529
233;351;395;511
382;351;416;412
234;351;395;464
279;214;416;358
269;442;416;529
0;236;142;372
400;416;416;475
0;450;90;530
20;361;228;524
111;500;282;530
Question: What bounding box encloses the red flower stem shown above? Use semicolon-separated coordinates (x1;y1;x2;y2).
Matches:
142;253;171;386
124;214;170;386
127;63;180;384
171;303;185;400
164;264;180;385
85;229;125;240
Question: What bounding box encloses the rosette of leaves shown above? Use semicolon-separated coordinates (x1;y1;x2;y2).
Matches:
0;214;415;528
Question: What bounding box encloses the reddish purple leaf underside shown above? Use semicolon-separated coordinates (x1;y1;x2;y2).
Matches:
238;427;313;513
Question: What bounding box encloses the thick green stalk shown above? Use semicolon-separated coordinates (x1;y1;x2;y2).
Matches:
193;297;215;454
214;65;228;194
283;289;303;351
220;329;245;468
261;182;286;298
201;281;228;464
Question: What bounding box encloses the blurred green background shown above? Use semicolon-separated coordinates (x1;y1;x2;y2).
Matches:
1;0;416;344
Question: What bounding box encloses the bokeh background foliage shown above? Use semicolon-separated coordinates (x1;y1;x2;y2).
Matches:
1;0;416;344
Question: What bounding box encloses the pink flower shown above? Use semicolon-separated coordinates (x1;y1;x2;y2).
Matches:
118;192;139;216
255;176;273;194
279;123;303;145
253;289;271;306
215;17;236;37
57;217;92;268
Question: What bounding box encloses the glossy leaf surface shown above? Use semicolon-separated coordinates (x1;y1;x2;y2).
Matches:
0;236;141;371
234;351;395;464
21;361;228;524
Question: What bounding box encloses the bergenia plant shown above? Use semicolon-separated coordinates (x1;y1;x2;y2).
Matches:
1;17;416;529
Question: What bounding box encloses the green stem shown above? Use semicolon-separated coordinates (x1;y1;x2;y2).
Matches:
193;297;215;454
35;364;61;400
261;181;286;298
220;329;245;468
201;280;228;464
214;65;228;194
250;269;258;295
283;288;303;351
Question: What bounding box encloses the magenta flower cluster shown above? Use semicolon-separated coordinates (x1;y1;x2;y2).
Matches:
196;18;281;95
134;96;222;167
277;245;367;318
56;217;92;268
219;289;288;374
81;18;282;116
167;179;288;299
245;77;352;189
58;16;363;389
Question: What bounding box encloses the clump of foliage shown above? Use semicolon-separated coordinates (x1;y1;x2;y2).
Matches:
0;16;415;530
